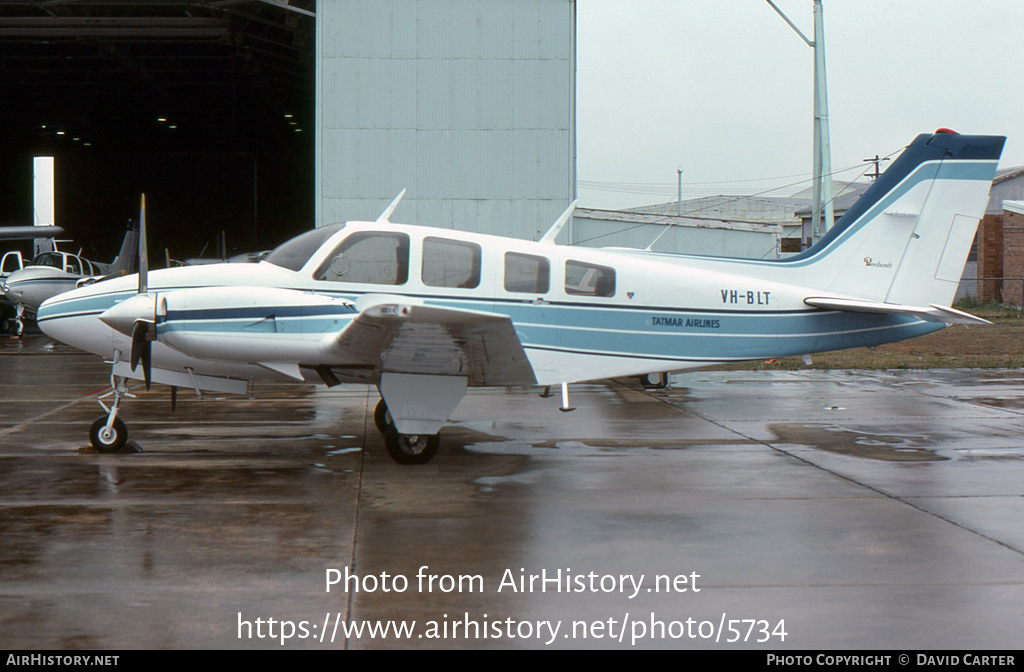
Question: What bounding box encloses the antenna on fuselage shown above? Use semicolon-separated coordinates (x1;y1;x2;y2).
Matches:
376;189;407;224
538;200;578;245
138;194;148;294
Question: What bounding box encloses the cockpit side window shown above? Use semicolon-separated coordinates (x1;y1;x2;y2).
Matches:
314;231;410;285
264;223;346;272
422;237;482;289
66;255;81;275
565;260;616;297
504;252;550;294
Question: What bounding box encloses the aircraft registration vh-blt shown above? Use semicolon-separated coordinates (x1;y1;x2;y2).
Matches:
37;130;1004;464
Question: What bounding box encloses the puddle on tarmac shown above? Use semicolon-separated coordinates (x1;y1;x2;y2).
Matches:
769;423;946;462
967;397;1024;410
447;426;756;457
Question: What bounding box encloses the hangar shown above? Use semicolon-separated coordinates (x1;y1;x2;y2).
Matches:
0;0;575;261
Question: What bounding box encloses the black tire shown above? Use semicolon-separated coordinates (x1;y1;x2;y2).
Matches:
638;372;668;390
0;318;9;335
89;416;128;453
373;398;391;436
384;424;440;465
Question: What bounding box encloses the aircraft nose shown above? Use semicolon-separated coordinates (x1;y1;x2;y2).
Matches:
99;294;157;336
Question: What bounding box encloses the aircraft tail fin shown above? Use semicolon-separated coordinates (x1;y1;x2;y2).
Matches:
793;130;1004;309
105;223;140;275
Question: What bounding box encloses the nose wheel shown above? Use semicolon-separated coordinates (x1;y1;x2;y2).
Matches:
89;416;128;453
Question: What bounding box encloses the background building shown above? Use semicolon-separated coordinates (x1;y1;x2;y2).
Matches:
316;0;575;238
974;168;1024;303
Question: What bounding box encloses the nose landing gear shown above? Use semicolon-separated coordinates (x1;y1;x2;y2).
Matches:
90;371;135;453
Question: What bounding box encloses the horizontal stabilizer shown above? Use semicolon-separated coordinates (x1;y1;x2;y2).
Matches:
804;296;991;325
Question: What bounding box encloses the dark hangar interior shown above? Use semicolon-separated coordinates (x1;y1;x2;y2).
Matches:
0;0;316;263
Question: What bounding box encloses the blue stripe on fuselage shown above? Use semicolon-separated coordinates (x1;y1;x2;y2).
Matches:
38;285;943;363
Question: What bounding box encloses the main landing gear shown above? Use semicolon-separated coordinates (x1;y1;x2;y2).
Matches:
373;398;441;465
637;371;669;390
90;374;134;453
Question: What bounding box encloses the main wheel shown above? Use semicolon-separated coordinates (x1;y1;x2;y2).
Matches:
373;398;391;435
638;372;668;390
89;416;128;453
384;424;440;465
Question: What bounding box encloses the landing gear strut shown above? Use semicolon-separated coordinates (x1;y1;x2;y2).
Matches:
90;372;134;453
12;305;25;338
373;398;441;465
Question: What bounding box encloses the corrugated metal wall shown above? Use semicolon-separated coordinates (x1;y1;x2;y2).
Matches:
316;0;575;239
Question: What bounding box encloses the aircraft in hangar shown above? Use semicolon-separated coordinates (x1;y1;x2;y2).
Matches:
37;130;1003;463
0;225;64;334
1;227;137;336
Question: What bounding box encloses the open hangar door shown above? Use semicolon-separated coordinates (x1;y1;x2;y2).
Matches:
0;0;316;264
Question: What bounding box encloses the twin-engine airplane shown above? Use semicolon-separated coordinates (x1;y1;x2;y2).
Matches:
38;130;1003;463
2;227;137;336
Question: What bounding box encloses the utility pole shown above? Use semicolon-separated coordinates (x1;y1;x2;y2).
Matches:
862;154;888;180
677;168;683;217
766;0;834;247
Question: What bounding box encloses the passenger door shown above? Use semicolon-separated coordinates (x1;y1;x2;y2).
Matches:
1;251;23;278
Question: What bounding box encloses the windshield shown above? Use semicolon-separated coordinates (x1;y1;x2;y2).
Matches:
263;223;346;272
29;252;64;269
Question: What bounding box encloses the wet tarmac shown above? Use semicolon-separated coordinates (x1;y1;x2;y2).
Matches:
1;334;1023;649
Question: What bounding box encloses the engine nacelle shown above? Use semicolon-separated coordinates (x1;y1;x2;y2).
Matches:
148;286;355;364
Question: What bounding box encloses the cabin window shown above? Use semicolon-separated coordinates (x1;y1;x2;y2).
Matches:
265;222;346;272
504;252;550;294
565;260;616;297
66;255;81;275
421;237;481;289
315;231;410;285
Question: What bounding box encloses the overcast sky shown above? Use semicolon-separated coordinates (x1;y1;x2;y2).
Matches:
575;0;1023;210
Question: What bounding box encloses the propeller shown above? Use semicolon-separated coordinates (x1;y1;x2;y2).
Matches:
131;194;155;389
130;318;155;390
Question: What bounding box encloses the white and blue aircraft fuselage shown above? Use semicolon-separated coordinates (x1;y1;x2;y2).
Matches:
37;130;1005;463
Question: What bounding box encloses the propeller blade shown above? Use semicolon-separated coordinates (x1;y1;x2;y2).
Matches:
138;194;148;294
129;318;156;391
129;320;149;371
140;339;152;391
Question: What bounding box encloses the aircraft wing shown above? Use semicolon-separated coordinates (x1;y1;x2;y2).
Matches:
0;225;63;240
804;296;991;325
323;297;537;386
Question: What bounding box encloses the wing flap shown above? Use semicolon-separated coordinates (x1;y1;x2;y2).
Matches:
804;296;991;325
323;298;537;386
